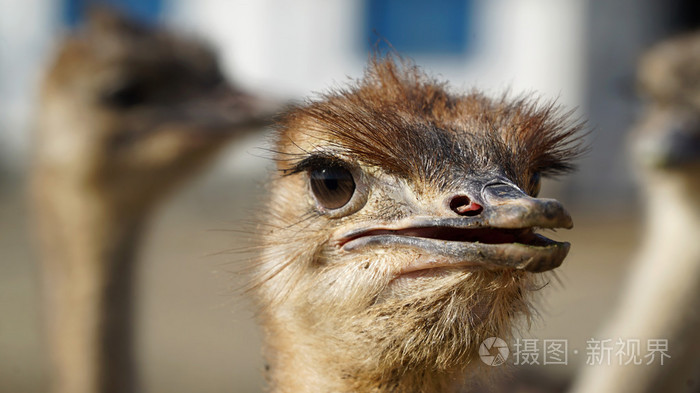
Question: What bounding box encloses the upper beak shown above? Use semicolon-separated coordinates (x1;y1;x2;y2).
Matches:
114;86;283;148
339;182;573;273
172;86;282;135
479;183;573;229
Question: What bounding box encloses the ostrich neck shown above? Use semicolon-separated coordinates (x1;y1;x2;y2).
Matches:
36;184;148;393
264;324;466;393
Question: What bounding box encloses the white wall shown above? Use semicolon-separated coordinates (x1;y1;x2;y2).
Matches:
167;0;585;106
0;0;59;171
167;0;365;98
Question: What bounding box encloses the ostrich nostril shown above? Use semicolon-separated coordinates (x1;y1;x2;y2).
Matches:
449;195;483;216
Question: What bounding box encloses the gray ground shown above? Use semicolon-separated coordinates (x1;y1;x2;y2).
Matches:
0;149;641;393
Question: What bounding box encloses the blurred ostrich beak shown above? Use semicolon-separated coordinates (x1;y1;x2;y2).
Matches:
635;110;700;169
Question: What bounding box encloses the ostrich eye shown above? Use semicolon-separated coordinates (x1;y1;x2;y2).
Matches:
530;172;542;197
309;166;356;209
101;79;145;109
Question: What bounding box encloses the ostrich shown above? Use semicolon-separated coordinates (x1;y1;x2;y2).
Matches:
253;57;584;393
570;31;700;393
32;10;273;393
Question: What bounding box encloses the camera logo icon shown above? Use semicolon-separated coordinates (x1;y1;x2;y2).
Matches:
479;337;509;366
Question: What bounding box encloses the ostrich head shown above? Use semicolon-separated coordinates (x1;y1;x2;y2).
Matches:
254;58;583;393
35;9;271;218
634;30;700;180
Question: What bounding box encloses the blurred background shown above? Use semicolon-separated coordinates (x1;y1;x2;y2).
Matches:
1;0;699;392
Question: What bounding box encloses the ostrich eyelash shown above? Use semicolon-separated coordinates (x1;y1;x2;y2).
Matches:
284;153;350;176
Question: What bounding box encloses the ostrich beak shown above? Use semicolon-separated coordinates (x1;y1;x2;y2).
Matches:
635;110;700;169
108;86;281;151
637;128;700;168
164;86;280;138
479;183;573;229
339;183;573;274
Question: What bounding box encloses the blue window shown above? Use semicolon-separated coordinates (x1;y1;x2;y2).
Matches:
364;0;473;55
62;0;163;27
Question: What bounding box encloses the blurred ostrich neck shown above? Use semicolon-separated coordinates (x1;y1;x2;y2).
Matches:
635;171;700;313
590;171;700;393
38;182;149;393
642;172;700;255
633;171;700;316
